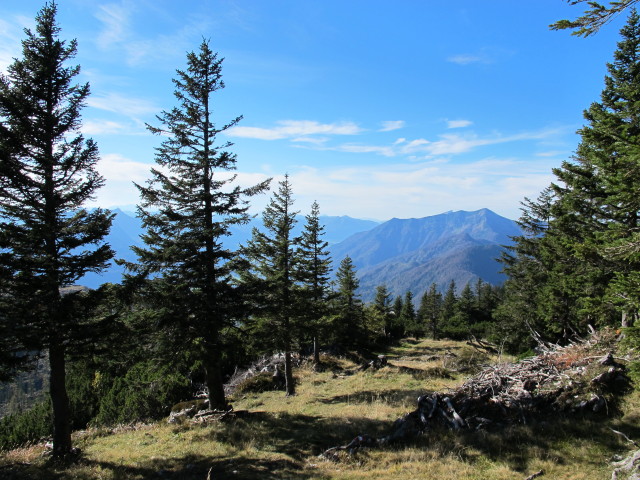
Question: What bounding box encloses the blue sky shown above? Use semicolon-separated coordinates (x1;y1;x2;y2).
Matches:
0;0;629;220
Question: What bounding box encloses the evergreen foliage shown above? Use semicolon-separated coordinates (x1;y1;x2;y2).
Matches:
500;10;640;350
418;283;443;340
372;285;393;340
0;400;52;452
400;291;419;336
332;256;365;347
296;201;332;363
238;175;298;396
551;0;639;37
0;2;113;455
129;39;269;410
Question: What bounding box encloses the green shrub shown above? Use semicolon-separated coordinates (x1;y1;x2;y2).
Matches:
94;360;191;426
0;399;52;451
235;372;285;394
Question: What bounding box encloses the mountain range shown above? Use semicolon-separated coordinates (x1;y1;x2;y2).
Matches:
329;209;521;301
79;208;521;302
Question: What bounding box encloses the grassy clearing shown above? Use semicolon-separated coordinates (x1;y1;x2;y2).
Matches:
1;337;637;479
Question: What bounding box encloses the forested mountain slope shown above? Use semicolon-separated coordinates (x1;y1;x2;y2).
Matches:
329;208;521;300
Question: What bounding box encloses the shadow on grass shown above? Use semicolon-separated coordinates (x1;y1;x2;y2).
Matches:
1;453;312;480
1;410;634;479
318;388;424;407
193;411;392;459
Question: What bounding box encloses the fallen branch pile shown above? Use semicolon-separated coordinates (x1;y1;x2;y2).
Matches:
322;330;629;459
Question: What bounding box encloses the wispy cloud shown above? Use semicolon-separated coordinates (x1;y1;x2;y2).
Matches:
447;119;473;129
96;2;133;50
80;119;148;136
536;150;567;157
312;128;563;159
447;47;514;66
94;1;211;67
379;120;405;132
226;120;363;140
97;153;153;183
447;54;487;65
0;16;30;72
87;93;158;117
282;156;556;220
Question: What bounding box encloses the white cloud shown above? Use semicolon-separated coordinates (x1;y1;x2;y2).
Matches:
447;47;513;66
96;2;133;50
447;119;473;129
0;16;28;73
87;93;158;117
447;54;487;65
97;153;153;183
281;156;556;221
333;144;396;157
379;120;405;132
226;120;363;140
536;150;566;157
82;120;138;136
310;128;562;160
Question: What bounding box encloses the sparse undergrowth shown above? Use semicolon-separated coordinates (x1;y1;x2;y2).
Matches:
1;336;639;480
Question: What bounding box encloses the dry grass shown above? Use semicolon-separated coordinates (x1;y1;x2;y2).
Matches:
1;337;637;480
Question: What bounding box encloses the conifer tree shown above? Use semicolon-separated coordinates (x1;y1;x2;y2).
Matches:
400;291;418;336
548;9;640;329
372;285;393;339
239;175;298;395
296;201;332;364
418;283;442;340
131;39;269;409
501;10;640;342
391;295;405;338
333;256;363;347
439;281;458;338
0;2;113;455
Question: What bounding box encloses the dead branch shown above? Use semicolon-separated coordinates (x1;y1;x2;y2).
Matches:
524;470;544;480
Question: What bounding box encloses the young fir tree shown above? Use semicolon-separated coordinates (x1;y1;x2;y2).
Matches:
0;3;113;455
418;283;442;340
333;256;364;347
372;285;393;339
496;189;557;351
296;201;332;364
439;280;458;338
131;40;269;409
400;291;418;336
239;175;298;395
391;295;405;338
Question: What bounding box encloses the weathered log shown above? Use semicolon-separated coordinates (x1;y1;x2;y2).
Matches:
524;470;544;480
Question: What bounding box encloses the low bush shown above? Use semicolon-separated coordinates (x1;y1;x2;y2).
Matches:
0;400;52;451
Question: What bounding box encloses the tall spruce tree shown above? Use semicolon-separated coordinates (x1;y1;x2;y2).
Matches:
132;39;269;409
500;10;640;344
0;2;113;455
548;8;640;329
239;175;298;395
296;201;332;364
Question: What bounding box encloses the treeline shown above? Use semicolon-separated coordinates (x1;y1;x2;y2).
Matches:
2;2;640;457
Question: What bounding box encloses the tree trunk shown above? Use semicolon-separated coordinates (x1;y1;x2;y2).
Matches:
313;336;320;364
284;350;295;396
204;347;227;410
49;341;71;456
